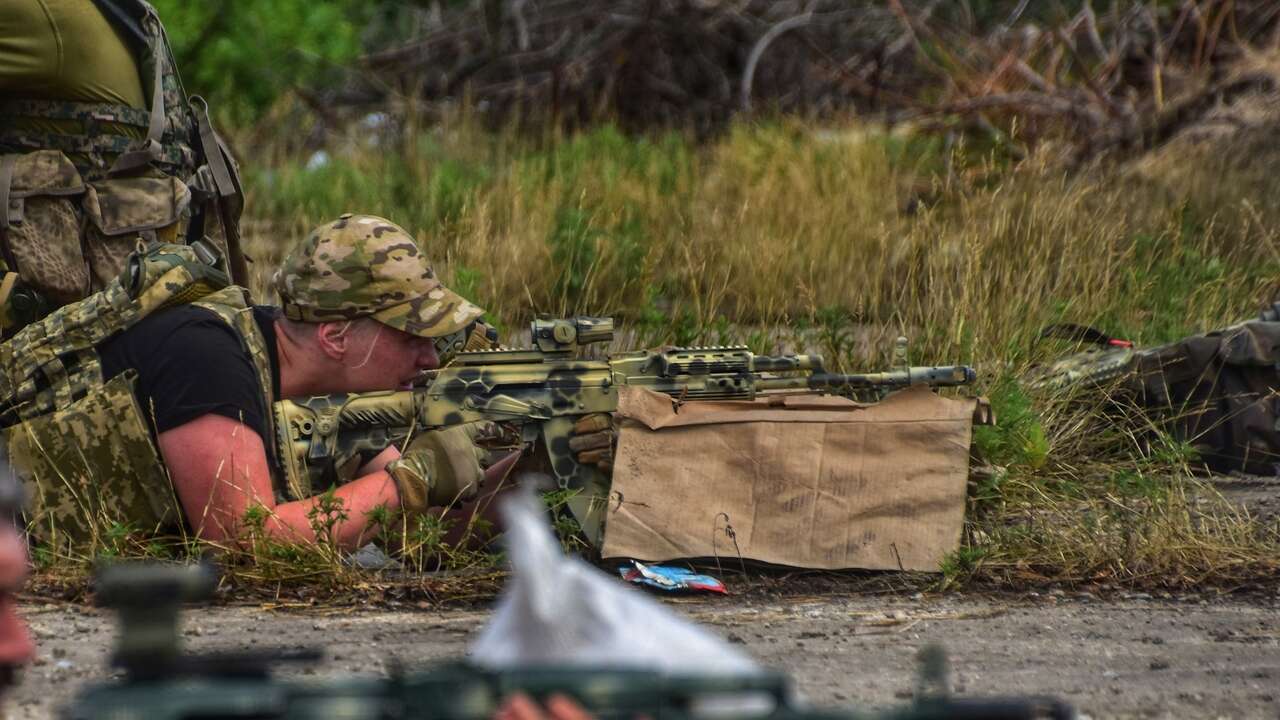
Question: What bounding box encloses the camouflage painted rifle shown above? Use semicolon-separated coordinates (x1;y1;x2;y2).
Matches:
1023;324;1138;391
62;564;1074;720
274;317;977;544
1026;309;1280;474
1025;303;1280;392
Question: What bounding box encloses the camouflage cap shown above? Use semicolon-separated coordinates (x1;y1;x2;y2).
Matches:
273;214;484;338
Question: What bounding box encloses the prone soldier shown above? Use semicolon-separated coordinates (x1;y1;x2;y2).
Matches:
1;214;521;550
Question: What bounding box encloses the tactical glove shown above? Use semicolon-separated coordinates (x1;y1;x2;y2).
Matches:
385;448;438;514
567;413;616;474
387;424;488;510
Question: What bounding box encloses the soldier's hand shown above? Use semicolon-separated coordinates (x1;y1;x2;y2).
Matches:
388;425;488;510
385;447;438;513
568;413;616;474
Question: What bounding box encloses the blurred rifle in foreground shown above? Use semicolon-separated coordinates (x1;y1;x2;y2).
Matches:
63;564;1073;720
274;317;976;544
1027;306;1280;474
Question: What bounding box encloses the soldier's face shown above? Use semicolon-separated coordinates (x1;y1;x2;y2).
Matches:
341;322;441;391
0;521;34;689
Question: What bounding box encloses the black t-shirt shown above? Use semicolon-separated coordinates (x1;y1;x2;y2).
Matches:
99;305;283;450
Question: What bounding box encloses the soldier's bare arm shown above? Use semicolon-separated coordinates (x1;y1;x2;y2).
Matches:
359;445;401;474
494;693;595;720
159;414;400;549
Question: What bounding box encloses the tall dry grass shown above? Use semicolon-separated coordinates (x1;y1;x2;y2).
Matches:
242;117;1280;367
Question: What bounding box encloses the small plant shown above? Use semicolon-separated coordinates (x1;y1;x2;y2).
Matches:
972;376;1049;471
814;305;856;370
541;489;590;554
364;502;406;568
633;286;701;348
304;489;350;573
29;545;54;572
402;513;454;574
440;519;501;572
938;545;988;590
94;522;144;560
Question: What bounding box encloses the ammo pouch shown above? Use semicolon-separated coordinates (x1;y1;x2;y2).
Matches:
9;372;176;544
0;151;90;310
83;173;191;287
1126;321;1280;475
0;149;191;333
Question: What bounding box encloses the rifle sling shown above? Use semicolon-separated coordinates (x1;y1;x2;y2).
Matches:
108;9;166;177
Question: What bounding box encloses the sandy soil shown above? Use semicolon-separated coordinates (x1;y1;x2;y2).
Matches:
11;590;1278;720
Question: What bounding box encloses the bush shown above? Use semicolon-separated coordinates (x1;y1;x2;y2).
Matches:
153;0;371;125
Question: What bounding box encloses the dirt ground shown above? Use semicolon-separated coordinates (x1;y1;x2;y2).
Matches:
11;590;1278;720
11;475;1276;719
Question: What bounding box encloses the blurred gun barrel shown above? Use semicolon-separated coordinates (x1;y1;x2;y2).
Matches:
896;696;1075;720
94;563;217;678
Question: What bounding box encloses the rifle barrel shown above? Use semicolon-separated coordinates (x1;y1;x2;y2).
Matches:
755;365;976;393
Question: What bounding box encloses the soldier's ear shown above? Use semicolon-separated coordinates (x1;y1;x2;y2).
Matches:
314;321;352;360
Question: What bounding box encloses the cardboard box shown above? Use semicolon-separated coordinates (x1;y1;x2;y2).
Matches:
601;386;982;572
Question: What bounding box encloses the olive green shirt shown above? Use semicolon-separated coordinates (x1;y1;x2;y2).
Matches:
0;0;145;105
0;0;146;154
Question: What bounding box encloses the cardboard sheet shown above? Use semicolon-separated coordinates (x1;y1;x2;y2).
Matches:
600;386;981;572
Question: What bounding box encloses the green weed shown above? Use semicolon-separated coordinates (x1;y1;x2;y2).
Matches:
547;206;601;308
938;545;989;589
972;377;1049;471
541;489;590;554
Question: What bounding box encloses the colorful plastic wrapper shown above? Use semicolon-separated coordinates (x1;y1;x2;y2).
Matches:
619;561;727;594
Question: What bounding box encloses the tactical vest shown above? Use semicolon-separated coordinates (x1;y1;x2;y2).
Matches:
0;0;247;335
0;243;278;546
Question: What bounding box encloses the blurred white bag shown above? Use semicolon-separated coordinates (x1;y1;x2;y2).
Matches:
470;491;758;674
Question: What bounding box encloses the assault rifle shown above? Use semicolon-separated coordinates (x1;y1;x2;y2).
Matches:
1027;304;1280;392
274;317;977;544
62;563;1074;720
1025;308;1280;475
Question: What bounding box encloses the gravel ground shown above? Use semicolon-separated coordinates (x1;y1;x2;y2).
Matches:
11;591;1279;719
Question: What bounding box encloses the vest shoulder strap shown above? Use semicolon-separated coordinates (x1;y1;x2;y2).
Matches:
189;289;282;487
89;0;151;58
